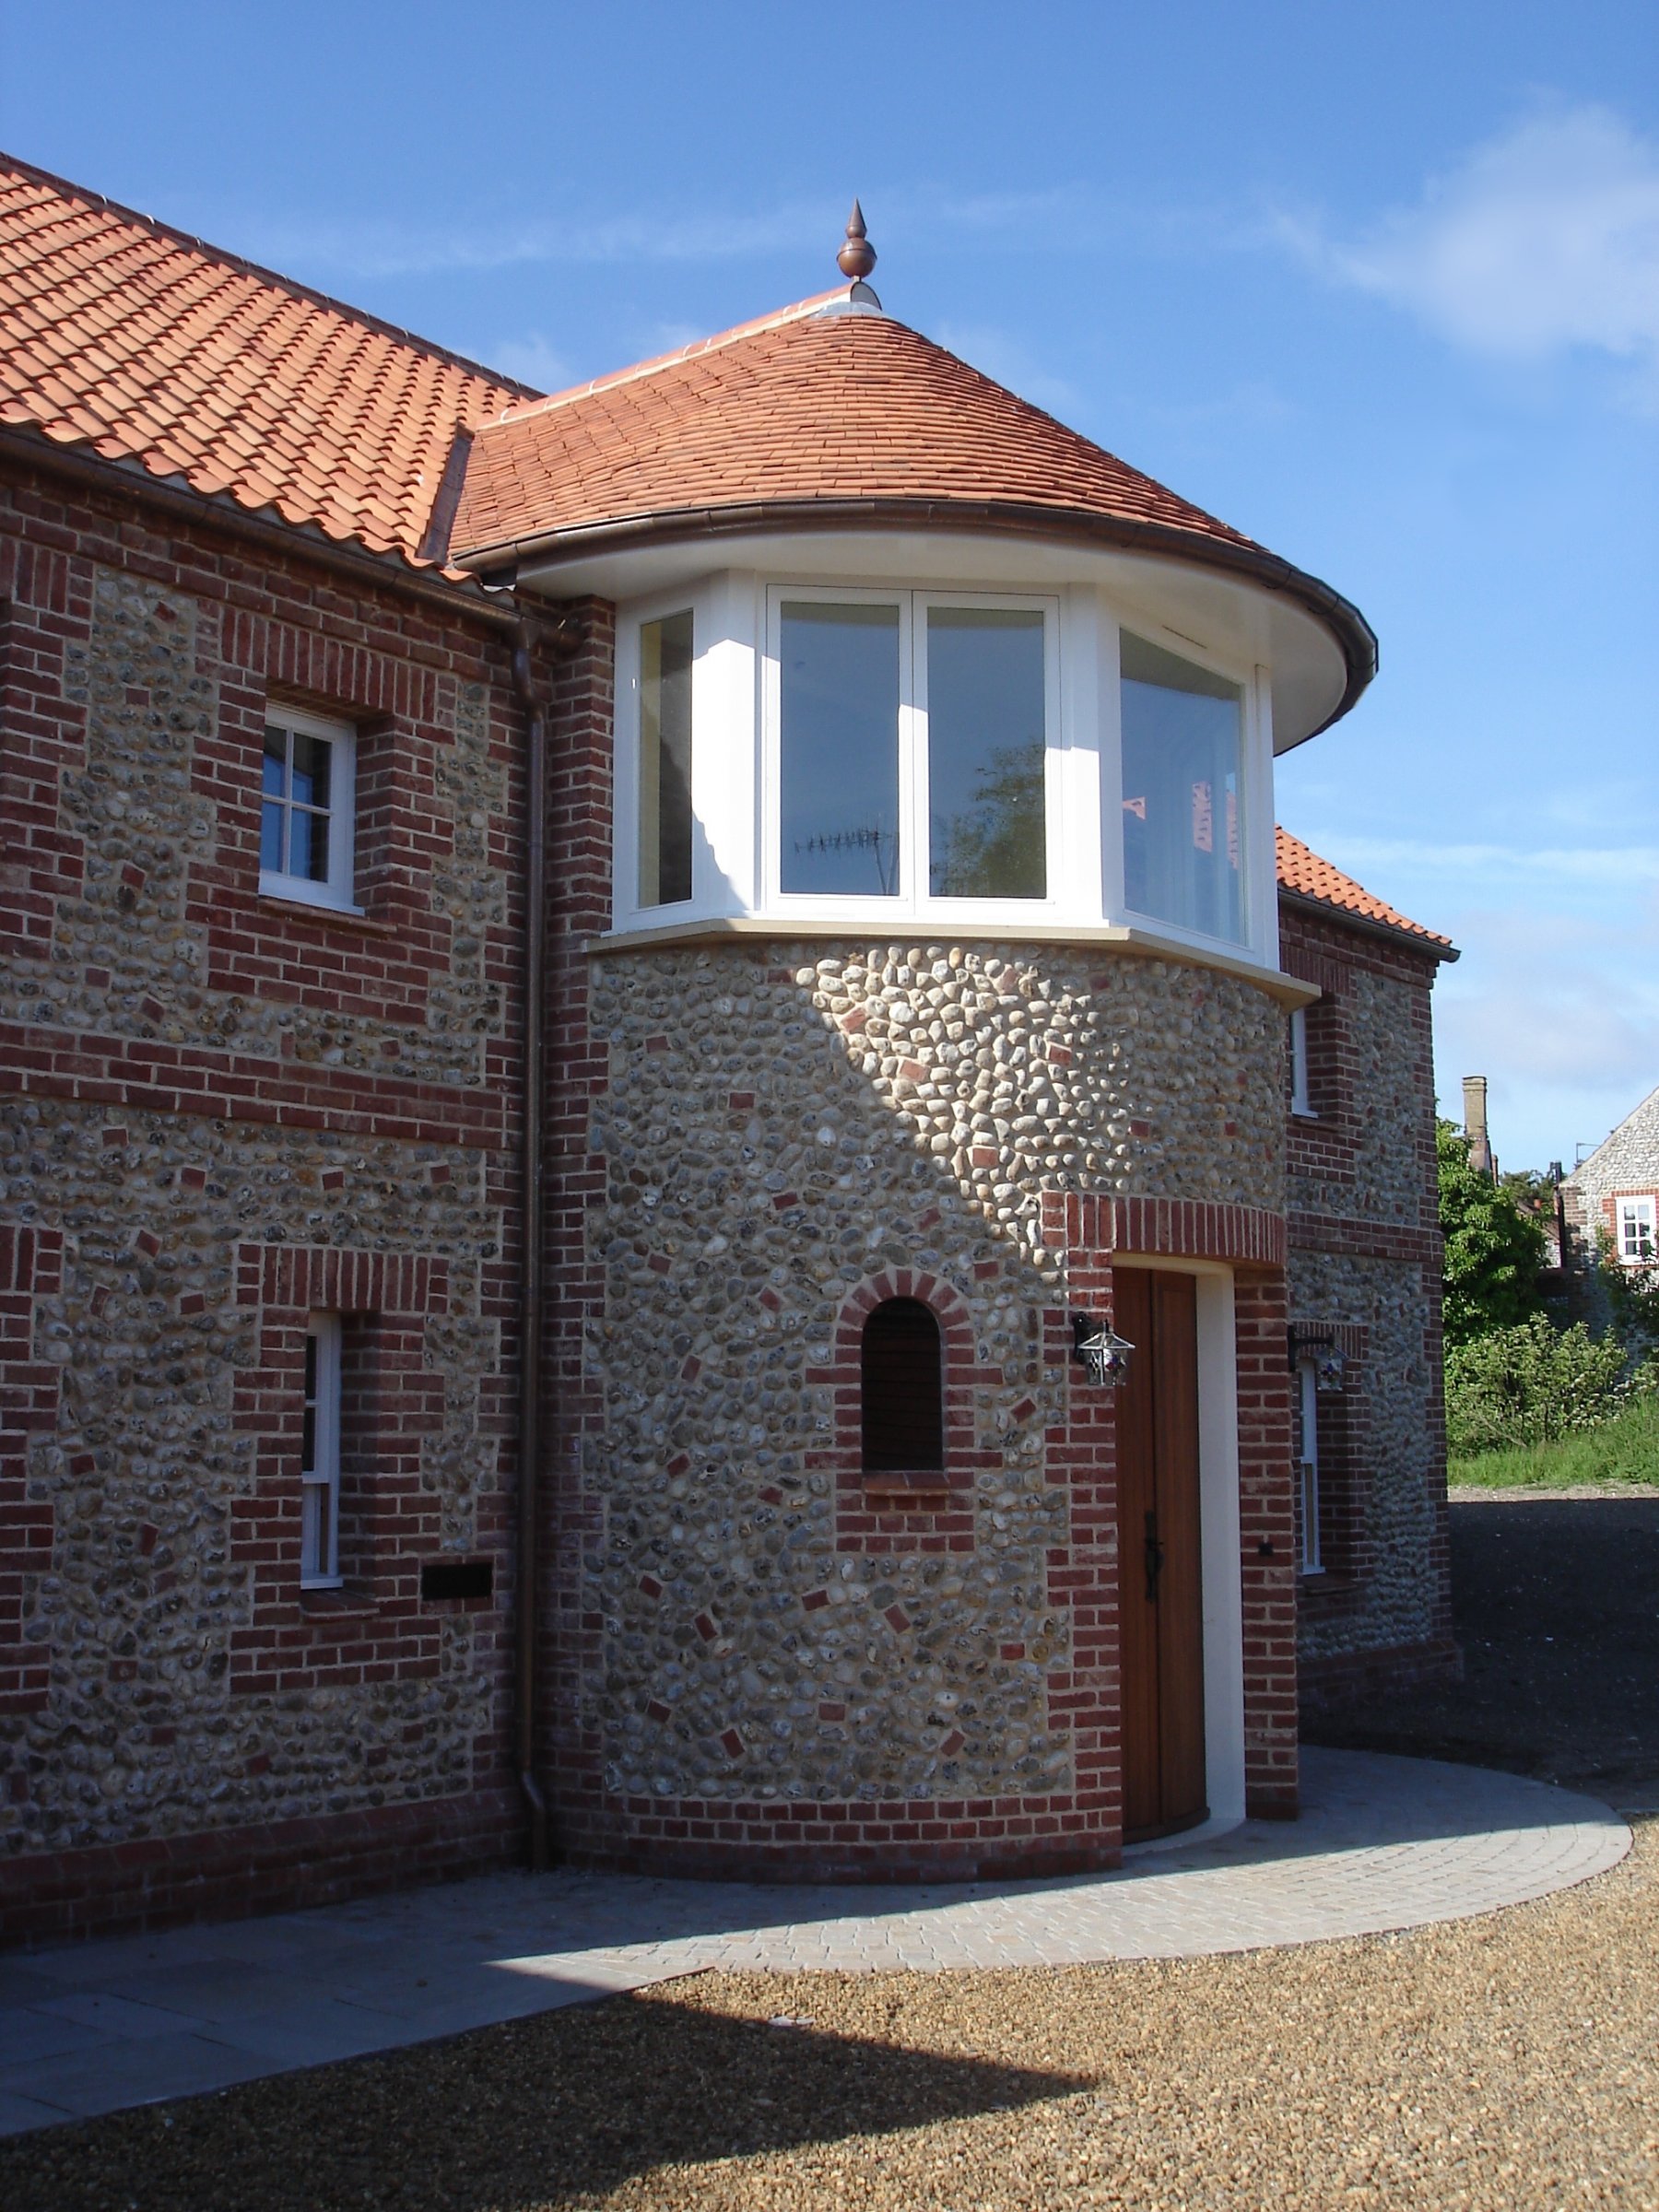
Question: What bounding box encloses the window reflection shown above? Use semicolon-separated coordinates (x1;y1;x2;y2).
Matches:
780;601;901;896
926;607;1046;900
638;610;694;906
1120;631;1244;944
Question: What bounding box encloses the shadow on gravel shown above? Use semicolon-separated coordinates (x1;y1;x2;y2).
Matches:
1305;1494;1659;1806
0;1983;1090;2212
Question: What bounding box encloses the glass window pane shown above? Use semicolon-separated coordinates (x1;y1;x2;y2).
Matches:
301;1480;325;1577
638;610;695;907
261;799;285;874
926;607;1046;899
780;602;900;896
288;807;329;883
289;733;332;813
1120;631;1245;943
263;731;288;797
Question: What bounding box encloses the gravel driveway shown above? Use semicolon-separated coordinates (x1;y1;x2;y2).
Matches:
1306;1490;1659;1805
5;1489;1653;2211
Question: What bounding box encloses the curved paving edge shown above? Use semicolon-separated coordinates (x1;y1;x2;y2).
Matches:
531;1748;1632;1973
0;1749;1633;2135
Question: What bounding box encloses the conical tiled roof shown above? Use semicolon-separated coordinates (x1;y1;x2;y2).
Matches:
453;292;1262;559
450;292;1376;724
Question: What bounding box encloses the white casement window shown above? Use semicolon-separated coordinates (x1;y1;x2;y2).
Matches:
765;587;1060;915
1288;1006;1314;1117
300;1313;343;1588
636;606;697;909
261;707;357;911
1618;1196;1657;1264
1296;1359;1323;1574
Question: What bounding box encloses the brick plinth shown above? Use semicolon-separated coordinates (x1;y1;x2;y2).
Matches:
0;1786;520;1947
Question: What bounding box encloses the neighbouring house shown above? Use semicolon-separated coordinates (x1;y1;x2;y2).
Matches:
1562;1087;1659;1278
0;160;1457;1942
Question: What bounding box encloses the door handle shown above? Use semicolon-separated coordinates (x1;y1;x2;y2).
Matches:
1144;1511;1165;1604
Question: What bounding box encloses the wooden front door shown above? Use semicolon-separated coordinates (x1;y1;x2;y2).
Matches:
1114;1266;1206;1841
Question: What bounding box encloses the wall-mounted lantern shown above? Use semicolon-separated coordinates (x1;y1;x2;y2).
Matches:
1073;1312;1135;1388
1288;1325;1347;1394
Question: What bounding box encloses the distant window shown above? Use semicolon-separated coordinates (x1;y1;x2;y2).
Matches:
638;609;695;906
300;1313;343;1588
1295;1359;1322;1574
262;708;356;911
861;1298;944;1472
1288;1006;1315;1118
1618;1196;1656;1264
1120;630;1245;945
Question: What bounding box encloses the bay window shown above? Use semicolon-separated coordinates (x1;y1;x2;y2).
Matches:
614;571;1274;959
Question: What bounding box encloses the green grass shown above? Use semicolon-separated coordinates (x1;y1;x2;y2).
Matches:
1449;1392;1659;1490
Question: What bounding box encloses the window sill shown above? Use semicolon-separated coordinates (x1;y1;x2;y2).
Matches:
860;1469;961;1505
594;914;1319;1010
299;1583;380;1618
259;890;401;937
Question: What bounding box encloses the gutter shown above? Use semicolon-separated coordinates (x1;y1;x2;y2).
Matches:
0;424;526;636
452;492;1381;738
1277;887;1460;963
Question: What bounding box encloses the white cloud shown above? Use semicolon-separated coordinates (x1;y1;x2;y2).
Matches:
1288;823;1659;1166
242;203;822;280
933;321;1080;418
485;333;571;393
1302;833;1659;896
1280;105;1659;398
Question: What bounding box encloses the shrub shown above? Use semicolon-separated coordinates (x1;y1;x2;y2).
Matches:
1444;1312;1633;1456
1436;1120;1546;1347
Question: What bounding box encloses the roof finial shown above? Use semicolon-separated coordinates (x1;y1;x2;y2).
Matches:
837;199;877;282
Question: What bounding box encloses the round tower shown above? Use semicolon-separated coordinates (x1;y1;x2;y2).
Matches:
450;214;1374;1876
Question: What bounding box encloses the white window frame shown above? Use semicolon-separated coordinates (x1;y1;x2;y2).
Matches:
260;704;359;913
1111;616;1270;959
300;1312;343;1590
761;584;1063;924
1296;1359;1323;1575
1618;1194;1657;1264
1288;1006;1315;1117
609;572;1277;964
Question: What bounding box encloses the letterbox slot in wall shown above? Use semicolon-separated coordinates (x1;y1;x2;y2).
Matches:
419;1559;494;1603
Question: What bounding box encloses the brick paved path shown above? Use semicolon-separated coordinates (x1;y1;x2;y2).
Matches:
0;1749;1630;2136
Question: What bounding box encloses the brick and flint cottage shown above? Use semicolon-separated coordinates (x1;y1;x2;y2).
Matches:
0;166;1458;1939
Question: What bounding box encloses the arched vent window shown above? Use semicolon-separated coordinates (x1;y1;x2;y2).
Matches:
861;1298;944;1472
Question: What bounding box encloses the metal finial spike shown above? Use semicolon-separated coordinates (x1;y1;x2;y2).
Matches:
837;199;877;281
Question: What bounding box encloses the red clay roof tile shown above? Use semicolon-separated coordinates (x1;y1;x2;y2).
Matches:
0;154;532;570
1276;828;1452;949
451;296;1268;564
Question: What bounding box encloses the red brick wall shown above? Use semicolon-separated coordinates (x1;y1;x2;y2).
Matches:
0;451;531;1938
0;1227;61;1716
1278;898;1455;1701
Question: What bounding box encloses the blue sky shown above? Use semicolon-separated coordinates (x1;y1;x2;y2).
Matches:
4;0;1655;1171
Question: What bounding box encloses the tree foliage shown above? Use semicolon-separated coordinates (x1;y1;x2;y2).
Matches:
1445;1312;1638;1456
1437;1118;1546;1347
